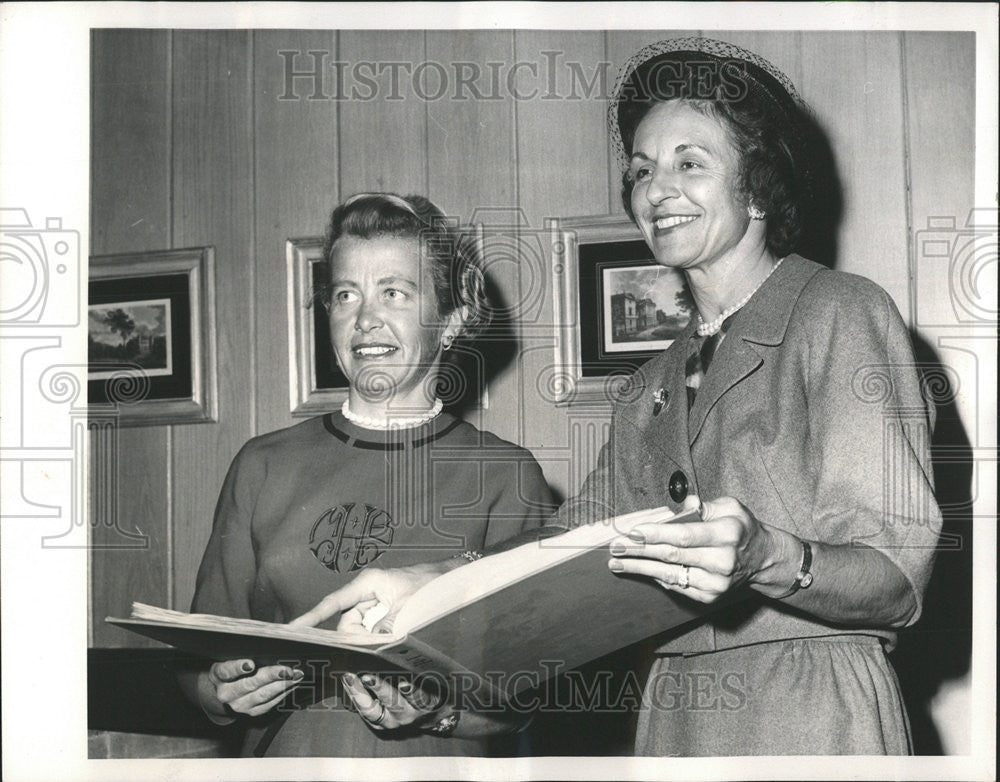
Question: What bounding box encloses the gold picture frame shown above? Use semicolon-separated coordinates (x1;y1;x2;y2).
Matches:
88;247;218;426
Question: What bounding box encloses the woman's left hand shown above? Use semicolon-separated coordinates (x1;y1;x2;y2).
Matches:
341;671;449;732
608;495;786;603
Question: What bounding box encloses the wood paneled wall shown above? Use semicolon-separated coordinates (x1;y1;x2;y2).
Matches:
90;29;975;669
91;29;173;639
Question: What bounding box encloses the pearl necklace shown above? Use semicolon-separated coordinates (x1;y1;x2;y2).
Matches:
341;398;443;430
696;257;785;337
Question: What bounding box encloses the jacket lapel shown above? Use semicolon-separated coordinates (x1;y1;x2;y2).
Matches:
687;335;762;445
632;322;698;490
687;255;823;446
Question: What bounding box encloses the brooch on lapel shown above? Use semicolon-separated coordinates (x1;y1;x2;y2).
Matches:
652;387;667;416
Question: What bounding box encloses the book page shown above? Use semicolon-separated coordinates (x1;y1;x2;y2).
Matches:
395;505;693;632
127;603;402;647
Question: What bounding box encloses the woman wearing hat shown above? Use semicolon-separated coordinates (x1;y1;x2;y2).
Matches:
296;40;942;756
593;37;942;755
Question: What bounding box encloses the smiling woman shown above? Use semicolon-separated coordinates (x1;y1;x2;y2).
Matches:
326;235;454;410
628;101;762;277
597;37;944;757
176;193;555;757
319;195;474;418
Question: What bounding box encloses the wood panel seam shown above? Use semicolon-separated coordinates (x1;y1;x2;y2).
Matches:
898;32;917;330
510;30;526;447
603;31;613;214
335;30;345;199
423;31;431;199
167;31;175;251
248;31;258;437
167;30;176;611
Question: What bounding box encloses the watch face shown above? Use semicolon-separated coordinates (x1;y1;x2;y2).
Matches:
801;572;814;589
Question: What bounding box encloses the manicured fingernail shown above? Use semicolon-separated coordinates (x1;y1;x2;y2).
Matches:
360;674;375;686
241;661;253;673
609;542;627;556
292;669;304;680
627;529;645;543
608;559;624;573
343;672;356;685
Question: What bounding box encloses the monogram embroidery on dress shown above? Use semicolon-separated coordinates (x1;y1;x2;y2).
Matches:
308;502;394;572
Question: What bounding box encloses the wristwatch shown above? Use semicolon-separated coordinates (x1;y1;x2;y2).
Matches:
778;539;813;599
425;711;460;736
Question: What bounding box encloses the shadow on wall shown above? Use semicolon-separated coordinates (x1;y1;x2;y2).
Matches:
798;110;844;270
893;334;974;755
440;268;519;417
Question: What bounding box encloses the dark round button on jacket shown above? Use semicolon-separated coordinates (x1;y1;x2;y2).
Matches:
668;470;689;503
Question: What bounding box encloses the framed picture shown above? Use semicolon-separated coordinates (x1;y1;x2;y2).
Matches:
549;215;692;405
287;237;350;416
88;247;218;426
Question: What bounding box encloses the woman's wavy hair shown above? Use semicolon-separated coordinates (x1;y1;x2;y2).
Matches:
614;47;814;258
319;193;490;352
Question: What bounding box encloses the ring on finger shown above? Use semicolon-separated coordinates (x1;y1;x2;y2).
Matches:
678;565;690;589
370;702;387;726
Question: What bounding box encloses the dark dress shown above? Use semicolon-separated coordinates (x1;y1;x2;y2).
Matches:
192;411;554;757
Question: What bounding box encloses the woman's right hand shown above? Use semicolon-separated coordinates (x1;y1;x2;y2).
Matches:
290;560;461;633
199;659;304;720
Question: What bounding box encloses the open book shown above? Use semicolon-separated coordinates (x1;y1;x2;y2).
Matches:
109;506;715;701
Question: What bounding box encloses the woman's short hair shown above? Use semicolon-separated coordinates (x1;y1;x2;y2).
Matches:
320;193;490;341
611;39;813;258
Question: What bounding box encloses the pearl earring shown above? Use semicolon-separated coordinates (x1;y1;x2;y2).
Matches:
442;335;454;351
748;204;766;220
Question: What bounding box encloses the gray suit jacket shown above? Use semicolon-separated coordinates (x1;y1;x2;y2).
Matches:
553;255;942;653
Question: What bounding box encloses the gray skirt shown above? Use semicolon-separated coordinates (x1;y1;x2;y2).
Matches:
634;635;911;756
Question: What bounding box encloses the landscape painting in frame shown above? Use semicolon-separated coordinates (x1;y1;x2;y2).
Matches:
551;215;697;403
600;263;690;354
88;298;173;380
88;246;217;426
